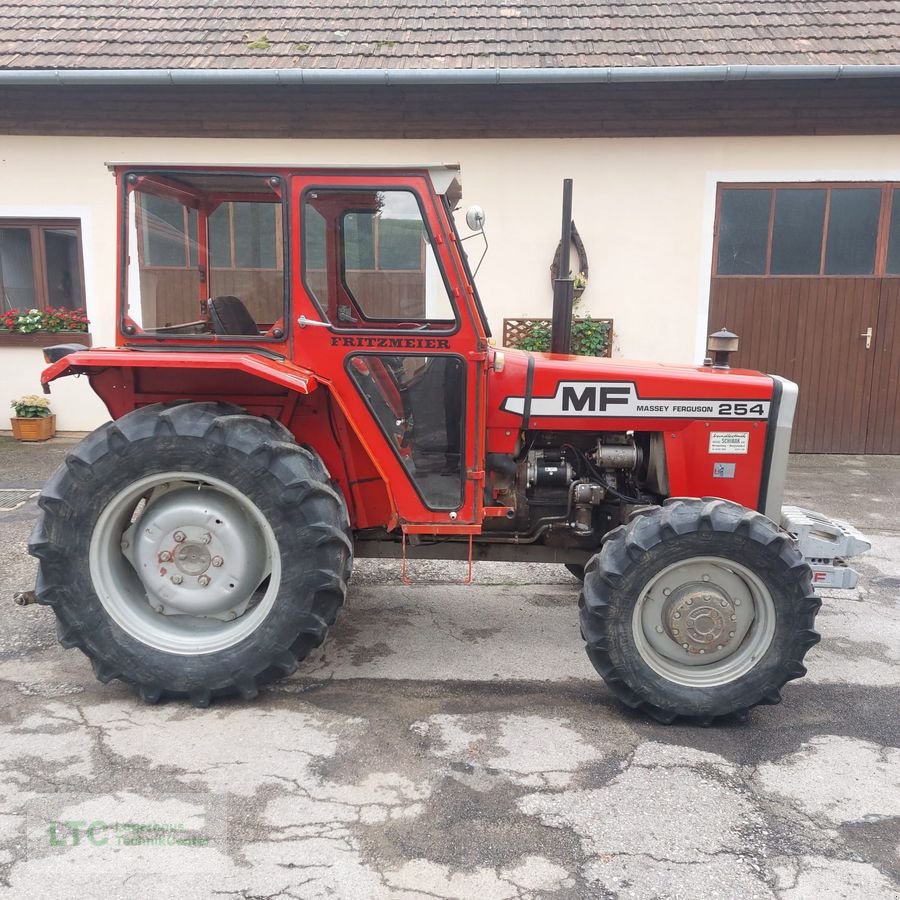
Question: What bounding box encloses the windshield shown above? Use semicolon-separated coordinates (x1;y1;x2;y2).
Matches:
123;172;285;338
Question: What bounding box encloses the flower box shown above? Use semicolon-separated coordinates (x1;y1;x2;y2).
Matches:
10;414;56;442
0;331;92;349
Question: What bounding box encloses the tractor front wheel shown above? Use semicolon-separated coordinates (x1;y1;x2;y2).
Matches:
579;498;820;723
29;401;352;706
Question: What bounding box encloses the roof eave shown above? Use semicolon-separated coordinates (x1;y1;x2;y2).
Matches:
2;64;900;87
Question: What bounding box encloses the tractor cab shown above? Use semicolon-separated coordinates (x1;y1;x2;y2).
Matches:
106;164;492;528
118;165;482;343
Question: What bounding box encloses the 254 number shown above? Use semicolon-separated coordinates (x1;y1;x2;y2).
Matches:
717;402;766;417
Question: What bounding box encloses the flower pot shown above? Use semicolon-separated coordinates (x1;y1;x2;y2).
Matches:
573;286;585;299
10;414;56;442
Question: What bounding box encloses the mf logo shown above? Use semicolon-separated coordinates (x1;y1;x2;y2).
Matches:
559;384;631;413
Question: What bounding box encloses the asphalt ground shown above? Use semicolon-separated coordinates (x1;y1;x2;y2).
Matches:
0;435;897;899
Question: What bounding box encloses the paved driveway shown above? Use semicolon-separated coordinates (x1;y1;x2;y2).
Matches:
0;438;897;899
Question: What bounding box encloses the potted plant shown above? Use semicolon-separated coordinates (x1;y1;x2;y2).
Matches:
10;394;56;441
573;272;588;299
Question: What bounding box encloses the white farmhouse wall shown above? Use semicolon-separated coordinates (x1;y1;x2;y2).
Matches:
2;133;899;431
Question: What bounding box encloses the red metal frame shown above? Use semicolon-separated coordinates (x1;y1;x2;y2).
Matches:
43;164;776;537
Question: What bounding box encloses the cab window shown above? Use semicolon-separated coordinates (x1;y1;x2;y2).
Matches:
124;172;285;337
303;188;456;329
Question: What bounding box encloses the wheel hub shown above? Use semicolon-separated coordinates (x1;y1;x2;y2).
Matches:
638;558;760;671
174;541;212;576
124;486;268;619
663;586;736;654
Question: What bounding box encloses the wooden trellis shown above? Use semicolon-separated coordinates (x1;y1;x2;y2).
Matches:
502;317;614;357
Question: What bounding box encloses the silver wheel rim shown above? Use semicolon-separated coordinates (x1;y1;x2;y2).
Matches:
631;555;776;687
89;471;281;655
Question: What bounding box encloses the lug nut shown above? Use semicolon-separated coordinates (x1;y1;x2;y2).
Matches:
729;631;735;638
673;611;681;619
159;550;172;562
171;574;183;585
686;598;693;606
663;588;671;596
655;625;664;633
212;556;223;567
202;533;212;545
173;531;186;543
198;575;211;587
702;575;710;582
734;599;742;606
682;643;689;649
730;614;737;621
155;604;164;613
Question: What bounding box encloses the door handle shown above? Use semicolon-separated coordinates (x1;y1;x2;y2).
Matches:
860;326;873;350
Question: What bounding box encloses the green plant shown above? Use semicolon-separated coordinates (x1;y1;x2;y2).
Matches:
571;317;610;357
247;34;270;50
512;320;551;352
294;42;310;53
11;309;43;333
574;272;588;290
11;394;52;418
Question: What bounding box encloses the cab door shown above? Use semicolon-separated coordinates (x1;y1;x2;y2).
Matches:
289;173;488;528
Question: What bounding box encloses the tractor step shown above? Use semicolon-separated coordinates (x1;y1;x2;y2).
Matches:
780;506;871;590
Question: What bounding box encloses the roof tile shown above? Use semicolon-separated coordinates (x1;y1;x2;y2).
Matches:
0;1;897;69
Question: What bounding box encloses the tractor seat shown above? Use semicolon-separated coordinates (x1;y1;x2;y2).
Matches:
208;295;259;336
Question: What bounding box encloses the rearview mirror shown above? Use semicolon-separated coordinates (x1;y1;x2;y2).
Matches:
465;205;486;232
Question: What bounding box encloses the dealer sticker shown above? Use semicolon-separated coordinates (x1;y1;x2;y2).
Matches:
709;431;750;454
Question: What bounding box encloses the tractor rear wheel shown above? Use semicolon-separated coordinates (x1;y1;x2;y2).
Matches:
28;401;352;706
579;498;820;723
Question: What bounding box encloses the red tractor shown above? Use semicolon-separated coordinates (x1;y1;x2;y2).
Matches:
28;164;868;722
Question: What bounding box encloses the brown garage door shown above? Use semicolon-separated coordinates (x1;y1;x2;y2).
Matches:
709;183;900;454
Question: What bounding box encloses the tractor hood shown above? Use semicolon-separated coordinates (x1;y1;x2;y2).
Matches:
485;346;788;516
488;347;775;433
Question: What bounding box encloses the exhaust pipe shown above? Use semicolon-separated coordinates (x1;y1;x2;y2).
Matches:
550;178;575;355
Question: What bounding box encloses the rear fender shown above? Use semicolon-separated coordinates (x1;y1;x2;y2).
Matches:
41;349;318;419
41;348;395;529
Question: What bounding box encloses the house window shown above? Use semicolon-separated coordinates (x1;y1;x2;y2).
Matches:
715;184;895;277
0;220;85;311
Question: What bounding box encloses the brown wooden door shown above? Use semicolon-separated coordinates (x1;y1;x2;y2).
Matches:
708;276;888;453
866;279;900;453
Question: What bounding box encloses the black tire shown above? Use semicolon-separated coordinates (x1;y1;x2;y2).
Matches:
28;401;352;707
579;498;820;724
564;563;586;581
